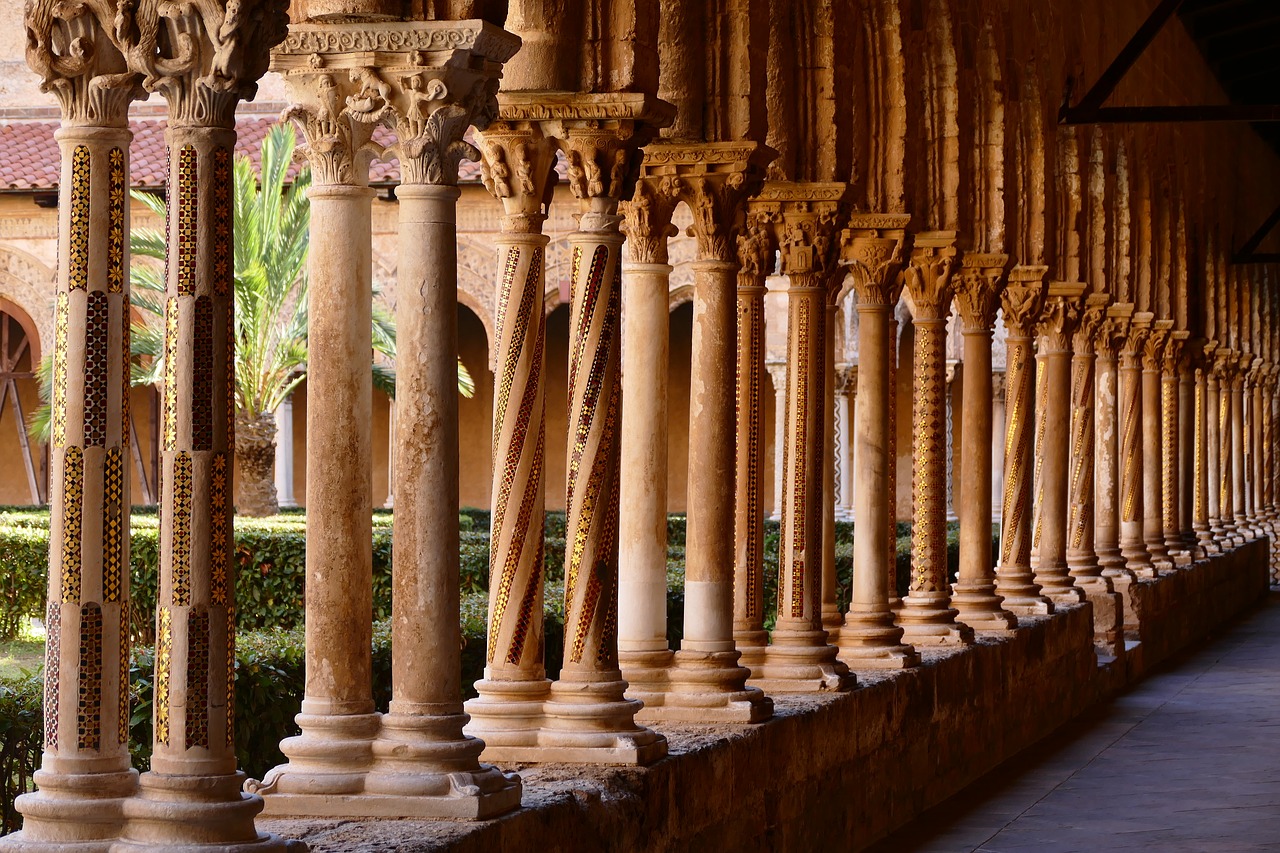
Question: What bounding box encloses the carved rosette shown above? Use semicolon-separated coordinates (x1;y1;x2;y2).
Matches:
952;253;1009;333
25;0;145;126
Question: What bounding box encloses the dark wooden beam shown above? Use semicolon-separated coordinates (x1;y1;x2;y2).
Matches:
1234;203;1280;261
1233;254;1280;264
1062;0;1186;120
1063;104;1280;124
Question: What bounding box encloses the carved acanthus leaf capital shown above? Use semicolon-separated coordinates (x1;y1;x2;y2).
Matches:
620;177;680;264
1071;293;1111;354
904;232;960;321
1036;283;1086;353
841;213;911;308
122;0;290;127
1000;266;1049;337
1140;320;1174;371
952;253;1009;331
280;71;382;186
1163;331;1190;375
1120;313;1154;369
25;0;145;124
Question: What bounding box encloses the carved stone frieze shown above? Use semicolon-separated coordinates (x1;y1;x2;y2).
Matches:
840;213;911;307
25;0;145;124
952;252;1010;332
277;21;522;63
1000;266;1050;338
903;231;960;321
119;0;290;127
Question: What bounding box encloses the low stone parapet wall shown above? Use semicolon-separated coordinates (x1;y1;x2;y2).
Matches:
264;541;1270;852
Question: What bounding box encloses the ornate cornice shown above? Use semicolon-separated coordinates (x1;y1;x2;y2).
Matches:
25;0;145;125
1072;292;1111;355
1037;282;1086;353
903;231;959;320
276;21;521;63
121;0;290;128
952;252;1010;332
1000;265;1049;338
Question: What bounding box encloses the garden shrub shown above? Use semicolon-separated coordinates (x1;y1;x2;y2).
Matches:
0;672;41;835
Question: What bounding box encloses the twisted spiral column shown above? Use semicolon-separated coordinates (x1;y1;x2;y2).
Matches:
1065;295;1111;590
1118;315;1156;577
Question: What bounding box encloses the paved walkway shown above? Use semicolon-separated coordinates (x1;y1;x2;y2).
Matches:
872;591;1280;853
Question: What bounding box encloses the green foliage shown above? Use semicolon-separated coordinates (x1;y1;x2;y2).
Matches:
0;672;41;835
0;524;48;641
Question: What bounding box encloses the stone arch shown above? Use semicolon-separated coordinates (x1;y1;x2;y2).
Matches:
0;297;41;366
0;245;55;358
861;0;909;212
668;283;694;311
456;285;495;355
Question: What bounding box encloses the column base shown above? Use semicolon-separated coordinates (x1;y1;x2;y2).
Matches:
746;629;855;694
253;712;379;797
1081;587;1124;658
2;768;138;852
896;592;974;646
115;771;294;852
821;605;844;631
630;649;773;724
1032;568;1086;606
994;568;1055;617
836;608;922;667
948;581;1018;633
1120;544;1158;578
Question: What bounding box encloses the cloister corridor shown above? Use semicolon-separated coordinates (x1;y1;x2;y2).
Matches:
876;591;1280;853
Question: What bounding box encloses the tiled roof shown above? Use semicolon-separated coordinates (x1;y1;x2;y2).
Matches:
0;116;488;191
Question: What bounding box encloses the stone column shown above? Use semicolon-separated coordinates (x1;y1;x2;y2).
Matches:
1162;332;1191;564
734;212;776;659
945;359;961;521
616;174;680;704
887;306;905;611
1118;313;1156;577
383;401;395;510
1249;360;1266;537
766;361;789;520
1032;282;1086;606
748;182;853;692
994;266;1054;616
1231;353;1250;542
626;142;772;723
1208;349;1229;546
1178;344;1198;556
836;367;856;520
820;298;842;630
256;50;384;804
898;232;973;645
1194;343;1217;555
1065;294;1111;590
463;123;560;753
992;374;1006;520
113;3;290;850
273;396;297;509
836;216;919;667
8;7;143;848
949;254;1016;632
364;44;522;816
1141;321;1173;569
1094;309;1129;575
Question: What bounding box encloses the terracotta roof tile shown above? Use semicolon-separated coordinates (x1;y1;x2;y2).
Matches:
0;116;490;191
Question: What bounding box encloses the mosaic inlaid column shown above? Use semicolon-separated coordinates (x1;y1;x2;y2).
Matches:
1161;332;1190;565
992;373;1006;519
463;126;560;752
749;182;853;692
1231;353;1250;542
1194;343;1216;555
115;3;290;850
9;7;142;848
365;42;521;816
1065;294;1111;590
617;176;679;700
994;266;1054;616
734;213;776;659
540;115;668;759
1249;360;1266;537
1032;283;1086;605
949;254;1017;632
897;233;973;645
1141;321;1173;568
837;217;920;668
257;58;382;804
1118;314;1156;577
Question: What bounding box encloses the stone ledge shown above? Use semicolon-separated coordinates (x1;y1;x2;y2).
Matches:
261;541;1269;852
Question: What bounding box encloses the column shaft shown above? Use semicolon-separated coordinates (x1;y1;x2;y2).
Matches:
1118;318;1155;576
734;282;770;653
1141;327;1171;566
820;302;841;630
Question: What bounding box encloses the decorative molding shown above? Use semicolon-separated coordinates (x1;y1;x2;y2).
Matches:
277;21;521;63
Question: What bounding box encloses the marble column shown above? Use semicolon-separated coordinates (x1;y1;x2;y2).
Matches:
625;143;772;723
1141;321;1173;569
1208;349;1229;547
1231;353;1250;542
766;361;789;521
1065;294;1112;590
897;232;973;645
115;3;291;850
949;254;1017;632
748;182;853;692
835;367;855;521
991;373;1006;521
1194;343;1217;555
734;213;776;658
1118;313;1156;577
366;48;521;816
1162;332;1191;564
273;396;297;509
383;401;395;510
836;216;919;668
257;52;384;805
617;176;680;704
8;8;143;848
1032;283;1086;605
994;266;1054;616
820;298;842;631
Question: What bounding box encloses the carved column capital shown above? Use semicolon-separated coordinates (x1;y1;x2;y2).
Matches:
1163;331;1190;375
1072;292;1111;355
120;0;289;128
992;372;1007;405
952;252;1010;332
840;213;911;307
25;0;146;125
999;265;1049;337
1120;312;1154;370
1037;282;1087;353
1141;319;1174;372
754;182;850;281
1097;303;1134;360
621;177;680;264
474;123;559;230
736;207;778;284
276;70;381;187
904;231;960;320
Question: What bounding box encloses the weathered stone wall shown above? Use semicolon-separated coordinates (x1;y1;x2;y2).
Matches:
264;544;1270;852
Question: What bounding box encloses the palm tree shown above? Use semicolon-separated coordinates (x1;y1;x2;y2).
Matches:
32;124;474;516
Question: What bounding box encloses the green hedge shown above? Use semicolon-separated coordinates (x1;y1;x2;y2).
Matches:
0;672;40;835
